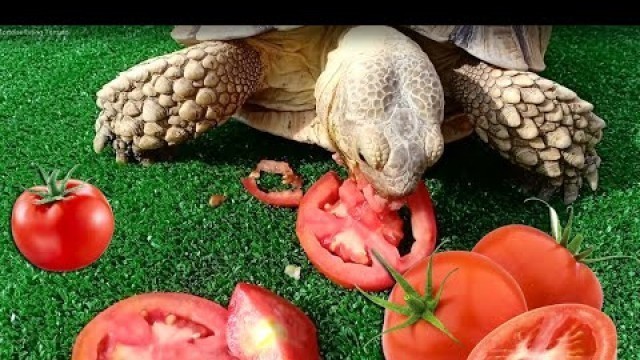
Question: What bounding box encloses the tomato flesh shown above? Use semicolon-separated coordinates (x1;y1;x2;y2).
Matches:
98;311;223;359
227;283;319;360
467;303;618;360
72;293;235;360
296;171;437;291
300;173;405;266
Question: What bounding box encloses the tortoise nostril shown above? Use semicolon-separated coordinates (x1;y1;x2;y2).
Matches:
358;151;367;163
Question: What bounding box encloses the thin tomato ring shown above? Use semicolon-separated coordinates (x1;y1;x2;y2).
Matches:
241;160;303;208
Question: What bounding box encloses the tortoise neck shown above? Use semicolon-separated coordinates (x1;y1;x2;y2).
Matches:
243;26;349;112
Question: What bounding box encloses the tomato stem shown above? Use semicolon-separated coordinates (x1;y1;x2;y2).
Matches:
525;197;640;265
582;254;640;265
357;243;460;344
30;164;84;205
432;268;459;307
405;296;426;314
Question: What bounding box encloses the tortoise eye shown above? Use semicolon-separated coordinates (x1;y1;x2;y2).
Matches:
358;150;384;171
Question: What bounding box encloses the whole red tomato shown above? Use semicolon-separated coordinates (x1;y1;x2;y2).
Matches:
473;224;603;309
360;250;528;360
11;165;114;271
472;199;610;310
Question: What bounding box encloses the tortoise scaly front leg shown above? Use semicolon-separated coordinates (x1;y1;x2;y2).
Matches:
451;61;605;203
94;41;263;164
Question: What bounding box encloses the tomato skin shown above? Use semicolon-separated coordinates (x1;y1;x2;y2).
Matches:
241;177;303;208
467;303;618;360
11;180;114;271
382;251;528;360
227;283;319;360
472;224;604;310
72;292;234;360
241;160;304;208
295;171;438;291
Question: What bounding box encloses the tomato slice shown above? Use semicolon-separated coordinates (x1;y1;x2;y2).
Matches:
295;171;437;291
241;178;303;208
226;283;319;360
467;303;618;360
72;292;236;360
241;160;304;208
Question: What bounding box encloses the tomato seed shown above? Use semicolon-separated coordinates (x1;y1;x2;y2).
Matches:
165;314;176;325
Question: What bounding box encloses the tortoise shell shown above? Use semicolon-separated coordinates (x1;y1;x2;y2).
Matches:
406;25;552;72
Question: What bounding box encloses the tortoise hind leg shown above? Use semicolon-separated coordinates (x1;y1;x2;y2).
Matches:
450;61;605;204
93;40;263;164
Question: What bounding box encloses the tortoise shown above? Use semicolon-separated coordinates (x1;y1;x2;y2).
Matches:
93;25;606;203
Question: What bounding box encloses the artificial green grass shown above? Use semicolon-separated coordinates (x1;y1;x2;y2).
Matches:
0;25;638;359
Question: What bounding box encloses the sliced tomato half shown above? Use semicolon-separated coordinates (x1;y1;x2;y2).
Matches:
467;303;618;360
295;171;437;291
226;283;320;360
72;292;236;360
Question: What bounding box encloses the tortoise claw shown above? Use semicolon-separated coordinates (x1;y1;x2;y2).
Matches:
115;151;129;164
93;134;109;154
112;140;173;166
585;170;599;192
93;125;114;153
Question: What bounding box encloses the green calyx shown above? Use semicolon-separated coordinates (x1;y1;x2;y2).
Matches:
525;197;639;265
357;243;460;343
27;164;83;205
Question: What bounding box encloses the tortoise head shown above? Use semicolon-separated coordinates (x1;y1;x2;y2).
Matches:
325;27;446;198
332;103;445;199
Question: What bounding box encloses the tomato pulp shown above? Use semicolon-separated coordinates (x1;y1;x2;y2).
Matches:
468;303;618;359
295;171;437;291
72;292;235;360
226;283;319;360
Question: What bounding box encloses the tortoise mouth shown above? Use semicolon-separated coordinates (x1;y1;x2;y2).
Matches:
351;164;419;200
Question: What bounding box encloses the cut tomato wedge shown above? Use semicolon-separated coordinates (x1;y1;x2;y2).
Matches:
226;283;319;360
295;171;437;291
241;160;303;208
72;292;236;360
467;303;618;360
